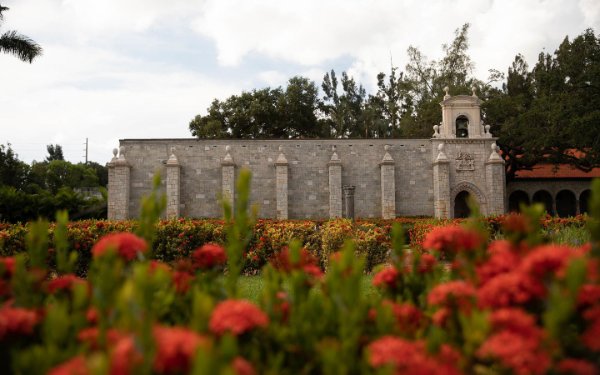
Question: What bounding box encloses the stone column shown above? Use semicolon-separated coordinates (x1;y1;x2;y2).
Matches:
108;146;131;220
432;143;451;219
166;147;181;219
485;142;506;216
221;145;235;212
380;145;396;219
343;185;356;220
275;145;289;220
328;146;342;218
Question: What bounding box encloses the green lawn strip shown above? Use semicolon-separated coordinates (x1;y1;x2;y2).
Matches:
237;274;377;302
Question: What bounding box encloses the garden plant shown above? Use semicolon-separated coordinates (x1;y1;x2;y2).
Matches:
0;170;599;374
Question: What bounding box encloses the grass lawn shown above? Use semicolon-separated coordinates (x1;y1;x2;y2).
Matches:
237;274;378;302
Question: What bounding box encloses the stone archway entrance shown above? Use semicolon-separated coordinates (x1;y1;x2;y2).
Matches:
454;191;471;218
451;182;486;218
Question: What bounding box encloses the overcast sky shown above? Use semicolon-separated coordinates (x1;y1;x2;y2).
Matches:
1;0;599;164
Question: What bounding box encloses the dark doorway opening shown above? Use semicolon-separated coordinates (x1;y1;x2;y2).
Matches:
580;190;591;215
532;190;554;215
508;190;529;212
556;190;577;217
454;191;471;218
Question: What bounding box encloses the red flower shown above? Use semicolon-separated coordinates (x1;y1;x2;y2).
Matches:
577;284;600;308
367;336;461;375
0;257;15;297
501;214;532;235
477;331;550;375
172;271;193;294
209;299;269;336
477;271;545;308
270;247;323;279
422;225;483;256
380;300;424;335
427;281;476;311
557;358;598;375
92;232;148;261
476;241;521;286
489;308;543;340
231;357;256;375
47;274;87;294
149;260;171;275
418;253;437;273
86;308;99;324
0;304;40;340
520;244;580;279
372;266;399;289
110;335;143;375
191;243;227;270
582;306;600;351
153;325;207;374
48;356;89;375
0;257;15;276
77;327;126;350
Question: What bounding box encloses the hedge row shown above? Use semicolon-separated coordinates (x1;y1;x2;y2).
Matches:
0;215;587;275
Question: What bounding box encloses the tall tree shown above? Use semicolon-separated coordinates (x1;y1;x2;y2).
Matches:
190;76;322;139
0;4;42;63
485;29;600;179
46;144;64;162
320;70;368;137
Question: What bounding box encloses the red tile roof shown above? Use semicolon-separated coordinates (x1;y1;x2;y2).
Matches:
514;163;600;179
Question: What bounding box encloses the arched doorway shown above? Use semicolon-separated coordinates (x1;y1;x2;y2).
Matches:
532;190;554;215
456;115;469;138
508;190;529;212
580;190;591;214
556;190;577;217
454;191;471;218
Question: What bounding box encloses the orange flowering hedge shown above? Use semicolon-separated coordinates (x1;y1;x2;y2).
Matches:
0;215;589;275
0;172;599;374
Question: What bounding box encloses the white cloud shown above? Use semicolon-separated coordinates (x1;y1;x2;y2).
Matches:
1;0;599;164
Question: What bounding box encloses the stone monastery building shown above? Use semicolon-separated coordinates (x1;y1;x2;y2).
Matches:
108;88;508;220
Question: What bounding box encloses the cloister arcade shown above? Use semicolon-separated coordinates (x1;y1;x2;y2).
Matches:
508;187;591;217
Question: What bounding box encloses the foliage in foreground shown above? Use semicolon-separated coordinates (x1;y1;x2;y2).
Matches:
0;173;599;374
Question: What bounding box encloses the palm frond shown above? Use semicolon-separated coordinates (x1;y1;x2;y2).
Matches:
0;5;8;21
0;30;42;63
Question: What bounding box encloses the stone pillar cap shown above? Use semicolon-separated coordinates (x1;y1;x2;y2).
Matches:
275;145;288;165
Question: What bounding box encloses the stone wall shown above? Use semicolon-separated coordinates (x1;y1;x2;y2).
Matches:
108;137;506;220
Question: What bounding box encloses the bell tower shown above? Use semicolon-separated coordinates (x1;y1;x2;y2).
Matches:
431;86;505;218
433;86;492;139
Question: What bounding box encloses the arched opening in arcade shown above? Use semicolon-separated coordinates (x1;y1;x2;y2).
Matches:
454;191;472;218
556;190;577;217
508;190;529;212
532;190;554;215
580;189;591;215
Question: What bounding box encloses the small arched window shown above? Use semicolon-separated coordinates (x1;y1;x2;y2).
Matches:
456;115;469;138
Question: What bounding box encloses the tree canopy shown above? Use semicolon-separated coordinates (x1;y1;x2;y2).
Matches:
189;26;600;178
0;144;108;222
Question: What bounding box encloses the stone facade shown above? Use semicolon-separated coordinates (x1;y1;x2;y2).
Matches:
107;89;507;220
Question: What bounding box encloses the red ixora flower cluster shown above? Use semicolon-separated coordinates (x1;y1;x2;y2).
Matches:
209;299;269;336
372;266;400;290
270;246;323;279
47;274;87;294
91;232;148;261
153;325;207;374
191;243;227;271
422;225;483;257
368;336;461;375
0;303;41;340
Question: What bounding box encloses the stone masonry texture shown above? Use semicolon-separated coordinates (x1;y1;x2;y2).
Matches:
111;138;508;219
